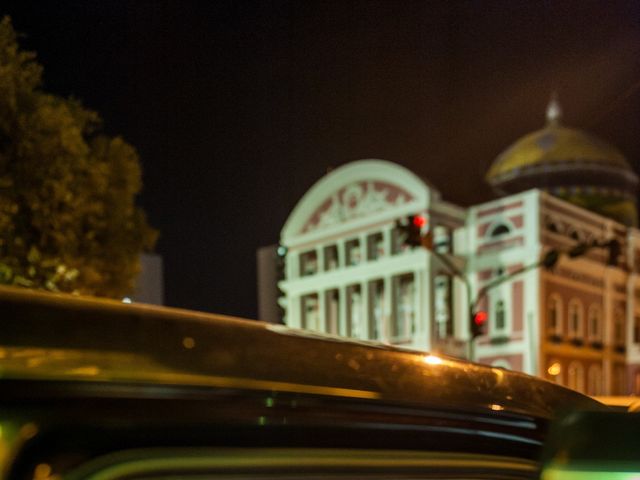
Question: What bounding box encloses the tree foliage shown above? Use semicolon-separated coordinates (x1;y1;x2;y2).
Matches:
0;16;157;298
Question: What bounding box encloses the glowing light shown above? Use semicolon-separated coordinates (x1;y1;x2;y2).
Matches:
122;297;132;304
492;367;505;383
413;215;427;228
548;362;562;376
474;311;488;326
490;404;505;411
34;463;51;480
423;355;443;365
68;366;100;376
182;337;196;349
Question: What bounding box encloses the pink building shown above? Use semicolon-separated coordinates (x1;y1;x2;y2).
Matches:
275;101;640;395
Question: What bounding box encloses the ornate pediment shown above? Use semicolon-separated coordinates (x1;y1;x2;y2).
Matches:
301;181;414;234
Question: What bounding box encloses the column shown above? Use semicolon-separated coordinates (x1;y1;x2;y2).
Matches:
288;295;301;329
337;242;346;269
413;270;420;340
384;275;393;342
362;280;370;339
287;251;298;279
360;233;368;263
318;289;326;334
339;285;348;336
317;246;324;274
383;227;392;258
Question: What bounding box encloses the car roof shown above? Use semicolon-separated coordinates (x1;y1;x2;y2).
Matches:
0;285;602;419
592;396;640;412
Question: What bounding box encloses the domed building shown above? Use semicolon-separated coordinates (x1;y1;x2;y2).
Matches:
265;99;640;398
486;98;639;227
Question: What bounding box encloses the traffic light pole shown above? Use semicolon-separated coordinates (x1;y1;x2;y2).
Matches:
426;238;620;361
424;247;476;358
430;247;549;360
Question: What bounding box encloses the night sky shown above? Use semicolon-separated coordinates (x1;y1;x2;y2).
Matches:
3;1;640;319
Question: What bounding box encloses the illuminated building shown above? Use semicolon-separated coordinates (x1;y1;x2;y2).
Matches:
275;99;640;395
279;160;466;354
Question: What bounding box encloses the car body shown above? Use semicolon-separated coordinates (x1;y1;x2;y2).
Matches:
0;286;603;479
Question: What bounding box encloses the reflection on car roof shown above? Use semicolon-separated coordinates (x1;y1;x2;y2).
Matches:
0;285;602;419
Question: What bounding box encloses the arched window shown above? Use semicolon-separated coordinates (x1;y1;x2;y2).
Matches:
567;361;585;393
494;299;506;332
491;359;512;370
568;299;584;340
547;294;563;337
490;223;511;237
614;366;627;395
614;308;625;346
587;304;602;344
587;364;603;396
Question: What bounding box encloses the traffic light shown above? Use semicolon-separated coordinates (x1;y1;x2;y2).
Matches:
275;244;287;280
398;215;427;248
471;310;488;339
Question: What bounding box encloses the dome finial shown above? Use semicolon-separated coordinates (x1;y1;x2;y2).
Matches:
546;92;562;126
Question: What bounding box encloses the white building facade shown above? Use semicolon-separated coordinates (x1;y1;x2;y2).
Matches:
277;161;640;396
279;160;466;354
275;103;640;395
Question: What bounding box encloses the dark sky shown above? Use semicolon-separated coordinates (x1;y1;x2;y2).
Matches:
3;1;640;319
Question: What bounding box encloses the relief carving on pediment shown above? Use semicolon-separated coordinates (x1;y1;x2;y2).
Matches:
301;181;414;234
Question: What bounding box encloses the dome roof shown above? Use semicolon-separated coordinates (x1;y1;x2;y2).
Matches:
486;124;632;184
486;97;639;226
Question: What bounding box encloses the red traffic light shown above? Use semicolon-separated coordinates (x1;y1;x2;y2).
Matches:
471;310;488;339
473;310;488;326
412;215;426;228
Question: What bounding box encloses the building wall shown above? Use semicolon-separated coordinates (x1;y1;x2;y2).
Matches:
256;244;282;323
275;159;640;395
537;193;632;394
467;190;541;375
133;253;164;305
278;159;466;352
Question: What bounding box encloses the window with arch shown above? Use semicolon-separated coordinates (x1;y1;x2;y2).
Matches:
494;299;506;332
547;294;563;338
491;359;512;370
614;365;627;395
567;361;585;393
490;223;511;237
587;304;603;345
301;293;319;331
567;299;584;341
300;249;318;276
587;364;603;396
